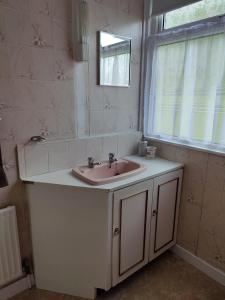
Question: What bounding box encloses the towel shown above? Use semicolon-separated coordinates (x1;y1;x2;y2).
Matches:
0;144;8;188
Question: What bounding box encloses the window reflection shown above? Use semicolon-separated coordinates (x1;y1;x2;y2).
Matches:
99;32;131;87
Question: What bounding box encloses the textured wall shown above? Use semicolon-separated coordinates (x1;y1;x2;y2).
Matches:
0;0;143;259
151;141;225;273
76;0;143;136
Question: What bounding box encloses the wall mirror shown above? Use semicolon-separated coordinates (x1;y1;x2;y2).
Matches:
97;31;131;87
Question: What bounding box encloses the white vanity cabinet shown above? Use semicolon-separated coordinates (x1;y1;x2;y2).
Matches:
25;157;183;299
112;180;153;286
111;169;183;286
149;169;183;260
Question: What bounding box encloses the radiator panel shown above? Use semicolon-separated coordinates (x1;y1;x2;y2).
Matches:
0;206;23;287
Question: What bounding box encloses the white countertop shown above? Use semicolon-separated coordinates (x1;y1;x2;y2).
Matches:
23;156;183;191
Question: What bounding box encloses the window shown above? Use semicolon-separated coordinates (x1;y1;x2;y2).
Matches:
164;0;225;29
145;0;225;151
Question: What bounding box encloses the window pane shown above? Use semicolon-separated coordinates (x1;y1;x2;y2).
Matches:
150;33;225;146
164;0;225;29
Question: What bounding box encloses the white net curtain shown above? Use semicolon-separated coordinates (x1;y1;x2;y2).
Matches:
146;17;225;149
100;53;130;86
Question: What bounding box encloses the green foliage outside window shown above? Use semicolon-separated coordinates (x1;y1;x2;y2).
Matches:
165;0;225;29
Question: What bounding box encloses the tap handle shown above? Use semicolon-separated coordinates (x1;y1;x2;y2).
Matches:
88;157;94;163
109;153;115;159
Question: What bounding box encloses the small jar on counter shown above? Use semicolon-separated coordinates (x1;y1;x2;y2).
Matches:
145;146;157;159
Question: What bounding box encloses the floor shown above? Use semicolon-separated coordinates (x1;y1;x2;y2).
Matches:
10;252;225;300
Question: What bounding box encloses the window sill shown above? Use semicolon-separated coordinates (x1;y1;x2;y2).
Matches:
145;136;225;157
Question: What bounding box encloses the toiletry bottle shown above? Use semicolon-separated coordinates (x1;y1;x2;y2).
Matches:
138;135;148;156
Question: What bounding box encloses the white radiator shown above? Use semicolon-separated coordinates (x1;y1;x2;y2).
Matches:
0;206;23;287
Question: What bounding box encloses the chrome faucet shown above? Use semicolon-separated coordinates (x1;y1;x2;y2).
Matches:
108;153;117;168
88;157;101;168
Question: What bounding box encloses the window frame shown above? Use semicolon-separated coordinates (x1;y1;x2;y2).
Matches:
144;5;225;155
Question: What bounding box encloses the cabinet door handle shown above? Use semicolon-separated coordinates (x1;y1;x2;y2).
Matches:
114;227;120;236
152;210;157;217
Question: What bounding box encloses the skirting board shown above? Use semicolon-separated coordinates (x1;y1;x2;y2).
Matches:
171;245;225;287
0;275;34;300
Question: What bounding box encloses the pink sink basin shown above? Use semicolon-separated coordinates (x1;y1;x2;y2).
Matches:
72;159;146;185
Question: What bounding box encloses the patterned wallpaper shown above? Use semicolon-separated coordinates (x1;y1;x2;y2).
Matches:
152;141;225;273
0;0;143;258
76;0;143;136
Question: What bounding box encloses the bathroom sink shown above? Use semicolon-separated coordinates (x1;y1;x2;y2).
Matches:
72;159;146;185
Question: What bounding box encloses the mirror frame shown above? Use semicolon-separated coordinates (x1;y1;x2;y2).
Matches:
97;31;131;87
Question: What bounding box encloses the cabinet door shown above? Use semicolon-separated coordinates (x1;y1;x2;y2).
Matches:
149;169;183;261
112;180;153;286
